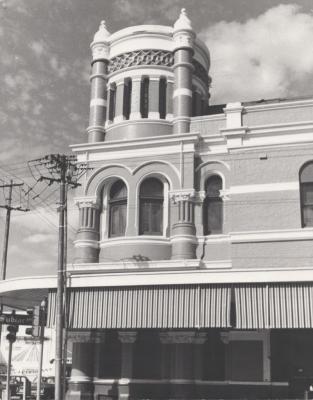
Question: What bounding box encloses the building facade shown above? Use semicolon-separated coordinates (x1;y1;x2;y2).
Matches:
2;8;313;400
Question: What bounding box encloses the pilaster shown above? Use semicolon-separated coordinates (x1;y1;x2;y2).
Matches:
74;197;100;263
170;190;197;259
114;80;125;123
148;77;160;119
129;78;142;120
66;331;101;400
118;331;137;400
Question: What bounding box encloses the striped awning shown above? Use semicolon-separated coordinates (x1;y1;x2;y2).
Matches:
235;283;313;329
47;284;231;329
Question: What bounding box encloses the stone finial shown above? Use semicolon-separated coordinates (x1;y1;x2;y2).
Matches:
174;8;193;31
93;19;110;43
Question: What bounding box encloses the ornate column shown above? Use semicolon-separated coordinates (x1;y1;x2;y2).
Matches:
172;9;195;134
148;76;160;119
88;20;110;143
118;331;137;400
66;331;99;400
129;77;142;120
114;80;125;123
74;197;100;263
170;190;196;259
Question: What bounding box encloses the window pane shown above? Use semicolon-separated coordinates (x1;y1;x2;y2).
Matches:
110;203;126;237
206;176;222;198
110;180;127;200
204;199;223;234
139;200;162;235
303;206;313;227
302;183;313;205
140;178;163;197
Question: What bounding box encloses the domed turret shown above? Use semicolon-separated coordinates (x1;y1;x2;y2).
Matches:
86;12;210;143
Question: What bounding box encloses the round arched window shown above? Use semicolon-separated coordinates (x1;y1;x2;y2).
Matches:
300;162;313;227
139;178;163;235
203;175;223;235
109;180;127;237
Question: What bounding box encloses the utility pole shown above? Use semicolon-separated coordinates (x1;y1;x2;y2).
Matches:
0;180;29;281
28;154;82;400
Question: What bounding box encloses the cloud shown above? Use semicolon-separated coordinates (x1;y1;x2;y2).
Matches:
201;4;313;103
23;233;56;244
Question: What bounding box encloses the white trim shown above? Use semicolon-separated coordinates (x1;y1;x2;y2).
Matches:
231;228;313;243
244;98;313;113
74;240;99;249
170;235;198;244
173;88;193;98
2;266;313;303
99;237;170;247
229;181;299;194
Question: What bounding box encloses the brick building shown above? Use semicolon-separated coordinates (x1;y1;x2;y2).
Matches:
2;9;313;400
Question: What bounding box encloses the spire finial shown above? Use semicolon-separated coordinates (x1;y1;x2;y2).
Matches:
174;7;192;31
93;19;110;43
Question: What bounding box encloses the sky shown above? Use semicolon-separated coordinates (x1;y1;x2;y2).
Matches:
0;0;313;278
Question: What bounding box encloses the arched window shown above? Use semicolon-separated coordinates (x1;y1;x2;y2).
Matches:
108;83;116;122
203;175;223;235
139;178;163;235
159;77;167;119
140;77;149;118
300;162;313;227
109;180;127;237
123;78;132;120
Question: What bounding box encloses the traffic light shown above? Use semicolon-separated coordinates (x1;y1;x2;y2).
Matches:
25;306;40;337
25;303;47;337
6;325;18;342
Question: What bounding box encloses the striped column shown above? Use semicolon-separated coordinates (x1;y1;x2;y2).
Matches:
114;80;125;123
172;9;195;134
74;198;100;263
148;76;160;119
170;191;196;259
129;78;142;120
88;20;110;143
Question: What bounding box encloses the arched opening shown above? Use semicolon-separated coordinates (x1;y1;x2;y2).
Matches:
109;180;127;237
300;162;313;227
139;177;163;235
203;175;223;235
108;83;116;122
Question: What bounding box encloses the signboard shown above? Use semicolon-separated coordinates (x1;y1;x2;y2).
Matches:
0;314;32;326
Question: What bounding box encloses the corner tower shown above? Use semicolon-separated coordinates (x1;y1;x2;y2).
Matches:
87;9;210;143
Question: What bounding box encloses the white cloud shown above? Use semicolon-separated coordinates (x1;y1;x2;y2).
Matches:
23;233;56;244
201;4;313;103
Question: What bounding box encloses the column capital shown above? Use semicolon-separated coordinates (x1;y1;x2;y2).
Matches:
68;330;105;343
74;196;101;209
170;189;196;204
159;331;197;344
118;331;137;344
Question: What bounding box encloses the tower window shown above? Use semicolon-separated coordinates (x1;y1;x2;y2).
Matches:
300;162;313;227
139;178;163;235
203;175;223;235
159;77;167;119
123;78;132;120
140;77;149;118
109;180;127;237
108;83;116;122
